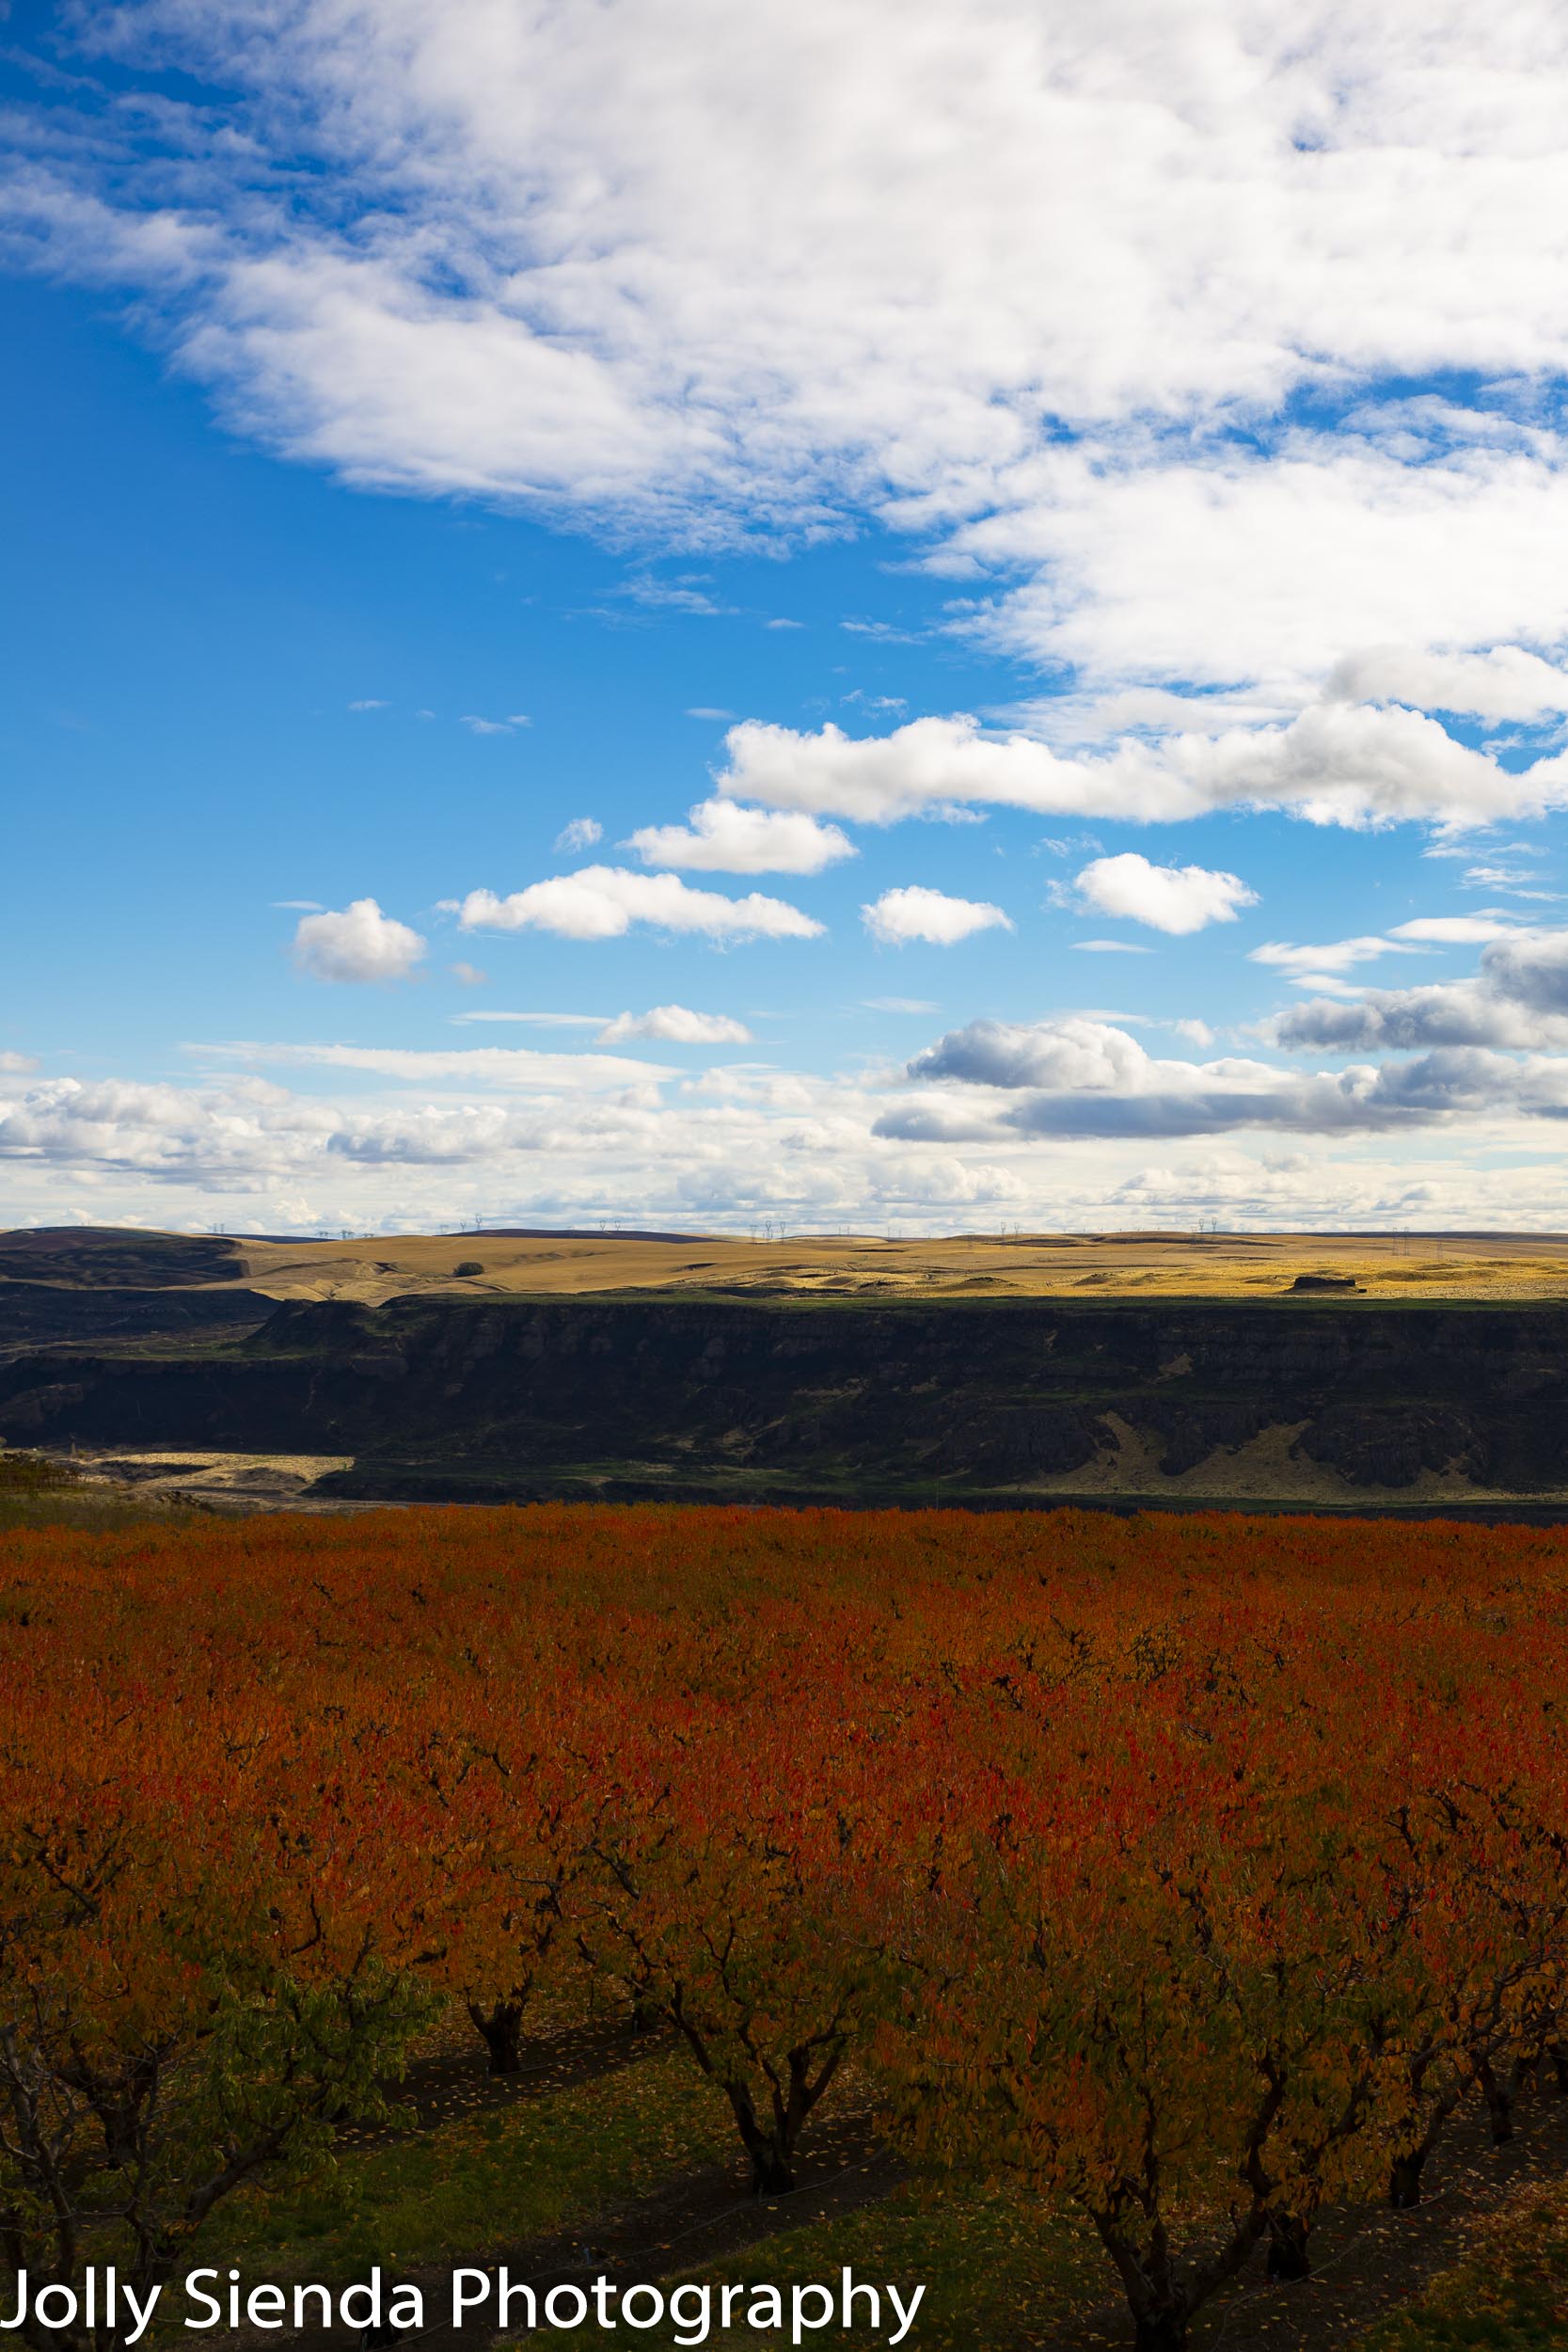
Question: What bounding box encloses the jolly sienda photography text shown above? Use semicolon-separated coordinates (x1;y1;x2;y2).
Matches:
0;2268;927;2347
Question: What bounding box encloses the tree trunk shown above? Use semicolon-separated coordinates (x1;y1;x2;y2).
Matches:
1131;2312;1188;2352
1476;2058;1514;2146
1388;2149;1427;2208
467;1996;526;2075
1265;2212;1311;2281
628;1996;662;2037
725;2086;795;2194
1549;2042;1568;2096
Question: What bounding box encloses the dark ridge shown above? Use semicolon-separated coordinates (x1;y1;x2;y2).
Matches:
6;1291;1568;1507
438;1227;724;1243
0;1282;276;1357
0;1229;244;1288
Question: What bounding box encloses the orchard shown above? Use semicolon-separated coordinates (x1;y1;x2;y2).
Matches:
2;1503;1565;2350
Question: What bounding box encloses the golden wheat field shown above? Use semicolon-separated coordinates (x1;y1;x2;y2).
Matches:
216;1226;1568;1305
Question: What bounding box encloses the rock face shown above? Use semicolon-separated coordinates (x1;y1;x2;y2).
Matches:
0;1281;276;1355
2;1293;1568;1501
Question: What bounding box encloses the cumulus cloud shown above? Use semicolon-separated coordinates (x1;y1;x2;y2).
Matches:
290;898;426;983
625;798;854;874
893;1014;1568;1138
452;866;823;941
594;1006;752;1043
862;887;1012;946
1070;852;1257;935
554;817;603;853
718;706;1568;833
1268;927;1568;1055
958;438;1568;719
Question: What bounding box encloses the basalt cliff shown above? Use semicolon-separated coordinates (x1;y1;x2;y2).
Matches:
3;1288;1567;1508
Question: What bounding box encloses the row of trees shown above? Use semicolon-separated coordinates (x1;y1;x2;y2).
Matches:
3;1503;1567;2350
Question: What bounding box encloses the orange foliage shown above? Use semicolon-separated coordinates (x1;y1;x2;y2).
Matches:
3;1503;1567;2350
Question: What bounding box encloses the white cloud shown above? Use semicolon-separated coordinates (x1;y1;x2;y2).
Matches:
1071;939;1153;954
1250;918;1522;987
1250;936;1412;977
290;898;426;983
1071;852;1257;935
460;713;531;736
0;1051;38;1075
686;707;736;722
1323;646;1568;723
347;697;388;711
718;706;1568;833
595;1006;752;1043
862;887;1012;946
450;960;488;985
554;817;603;853
26;5;1568;502
957;438;1568;719
625;797;854;874
863;997;938;1012
1458;863;1562;899
453;865;823;941
1386;917;1520;946
28;5;1568;795
18;18;1568;620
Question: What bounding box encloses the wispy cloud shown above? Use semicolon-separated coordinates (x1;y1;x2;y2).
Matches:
554;817;603;853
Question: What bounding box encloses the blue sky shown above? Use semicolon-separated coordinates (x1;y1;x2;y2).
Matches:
5;2;1568;1233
